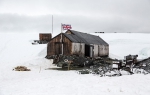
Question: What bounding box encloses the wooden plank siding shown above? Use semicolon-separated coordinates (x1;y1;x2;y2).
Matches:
72;43;85;56
105;45;109;56
47;34;72;56
93;44;99;57
98;45;109;56
63;34;72;55
39;33;51;41
66;30;72;34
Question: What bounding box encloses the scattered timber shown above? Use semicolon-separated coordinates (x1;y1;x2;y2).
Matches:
46;54;150;76
13;66;31;71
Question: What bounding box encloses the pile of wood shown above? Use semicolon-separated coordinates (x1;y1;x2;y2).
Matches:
13;66;31;71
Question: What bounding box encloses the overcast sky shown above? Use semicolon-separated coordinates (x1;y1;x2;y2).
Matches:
0;0;150;34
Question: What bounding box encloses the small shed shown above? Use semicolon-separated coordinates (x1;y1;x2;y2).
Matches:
47;30;109;57
39;33;51;41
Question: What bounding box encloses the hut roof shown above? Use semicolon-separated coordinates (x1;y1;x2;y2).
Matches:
63;30;109;46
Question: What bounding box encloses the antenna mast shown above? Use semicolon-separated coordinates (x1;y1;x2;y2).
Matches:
52;15;53;34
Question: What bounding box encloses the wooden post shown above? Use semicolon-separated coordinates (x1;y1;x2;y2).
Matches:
52;15;53;34
68;61;72;70
68;62;70;70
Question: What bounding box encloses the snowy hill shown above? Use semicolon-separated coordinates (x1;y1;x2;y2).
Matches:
0;33;53;70
0;33;150;95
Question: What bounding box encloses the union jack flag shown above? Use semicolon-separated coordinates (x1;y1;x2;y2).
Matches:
62;24;72;30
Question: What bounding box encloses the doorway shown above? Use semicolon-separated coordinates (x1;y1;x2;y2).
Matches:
85;45;90;57
85;44;94;57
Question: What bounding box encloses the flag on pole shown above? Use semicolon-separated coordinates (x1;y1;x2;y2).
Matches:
62;24;72;30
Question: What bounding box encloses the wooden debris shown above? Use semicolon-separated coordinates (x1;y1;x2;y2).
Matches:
13;66;31;71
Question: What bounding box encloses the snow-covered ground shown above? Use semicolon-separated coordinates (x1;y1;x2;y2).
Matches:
0;33;150;95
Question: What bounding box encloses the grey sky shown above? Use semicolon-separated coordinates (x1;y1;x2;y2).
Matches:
0;0;150;34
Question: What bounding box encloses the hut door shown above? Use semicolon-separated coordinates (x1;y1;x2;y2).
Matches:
85;45;94;57
55;43;62;55
85;45;90;57
90;45;94;58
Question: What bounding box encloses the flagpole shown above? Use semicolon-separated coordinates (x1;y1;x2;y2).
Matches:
61;23;63;55
52;15;53;34
61;23;62;33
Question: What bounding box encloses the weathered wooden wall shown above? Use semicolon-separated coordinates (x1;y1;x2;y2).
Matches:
98;45;109;56
88;44;109;57
63;35;72;55
105;45;109;56
66;30;72;34
71;43;85;56
47;34;72;56
39;33;51;41
93;44;99;57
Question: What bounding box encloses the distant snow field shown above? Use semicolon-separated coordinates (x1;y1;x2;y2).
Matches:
0;33;150;95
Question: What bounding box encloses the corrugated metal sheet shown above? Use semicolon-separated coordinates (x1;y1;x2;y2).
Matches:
63;30;108;46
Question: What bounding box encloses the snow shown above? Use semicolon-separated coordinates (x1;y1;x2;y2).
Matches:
1;32;150;95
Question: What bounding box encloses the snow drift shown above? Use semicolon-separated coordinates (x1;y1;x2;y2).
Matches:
0;32;150;95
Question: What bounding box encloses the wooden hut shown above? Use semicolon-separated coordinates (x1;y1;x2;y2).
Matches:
47;30;109;57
